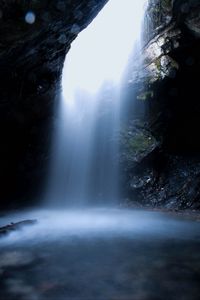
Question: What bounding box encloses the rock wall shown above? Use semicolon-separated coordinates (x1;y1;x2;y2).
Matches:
122;0;200;210
0;0;108;208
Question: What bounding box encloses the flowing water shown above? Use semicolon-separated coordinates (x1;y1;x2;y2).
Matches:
47;0;146;207
1;1;200;300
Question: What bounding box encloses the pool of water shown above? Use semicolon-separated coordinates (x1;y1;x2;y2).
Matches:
0;208;200;300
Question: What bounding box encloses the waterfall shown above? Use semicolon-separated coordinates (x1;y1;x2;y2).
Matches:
47;0;146;207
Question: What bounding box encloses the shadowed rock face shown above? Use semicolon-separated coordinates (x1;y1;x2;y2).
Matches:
0;0;108;207
121;0;200;210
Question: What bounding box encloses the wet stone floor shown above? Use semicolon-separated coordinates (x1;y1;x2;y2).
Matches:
0;209;200;300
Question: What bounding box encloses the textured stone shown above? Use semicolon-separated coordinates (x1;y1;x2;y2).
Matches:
185;8;200;37
122;0;200;210
120;122;159;166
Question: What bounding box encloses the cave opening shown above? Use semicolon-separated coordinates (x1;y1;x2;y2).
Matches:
1;1;200;299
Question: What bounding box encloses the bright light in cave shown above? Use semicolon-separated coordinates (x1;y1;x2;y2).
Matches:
62;0;146;103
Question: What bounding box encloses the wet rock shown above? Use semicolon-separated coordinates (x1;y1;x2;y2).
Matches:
130;171;154;190
137;155;200;209
73;10;84;21
58;33;68;45
185;8;200;37
144;0;174;42
55;2;66;12
0;219;37;236
122;0;200;210
70;23;80;34
120;121;159;166
129;0;200;86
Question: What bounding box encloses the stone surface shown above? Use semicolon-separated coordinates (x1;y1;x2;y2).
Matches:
121;0;200;209
120;121;159;166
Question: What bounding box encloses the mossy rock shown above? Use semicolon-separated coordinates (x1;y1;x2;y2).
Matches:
161;0;173;11
128;133;155;153
120;125;159;165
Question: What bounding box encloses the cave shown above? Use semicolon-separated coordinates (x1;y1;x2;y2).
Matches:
1;0;200;299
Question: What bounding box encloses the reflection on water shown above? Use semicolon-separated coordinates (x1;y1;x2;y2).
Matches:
0;209;200;300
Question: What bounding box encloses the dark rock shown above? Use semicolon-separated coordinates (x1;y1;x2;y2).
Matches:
0;0;108;208
0;219;37;236
185;8;200;37
120;121;159;167
130;172;154;190
130;154;200;210
122;0;200;210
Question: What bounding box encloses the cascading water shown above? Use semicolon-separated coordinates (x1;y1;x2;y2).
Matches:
2;5;200;300
47;0;146;207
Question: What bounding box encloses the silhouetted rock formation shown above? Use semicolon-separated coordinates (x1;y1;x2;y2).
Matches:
0;219;37;235
0;0;108;207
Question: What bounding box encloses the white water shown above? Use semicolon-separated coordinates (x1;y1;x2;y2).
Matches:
0;209;199;245
47;0;146;207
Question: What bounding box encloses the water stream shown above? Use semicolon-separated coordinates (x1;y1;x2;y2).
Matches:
47;0;146;207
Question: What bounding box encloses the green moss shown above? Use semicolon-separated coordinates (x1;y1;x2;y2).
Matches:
128;133;154;153
154;57;163;80
137;90;154;101
170;58;179;69
161;0;173;10
155;57;162;71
